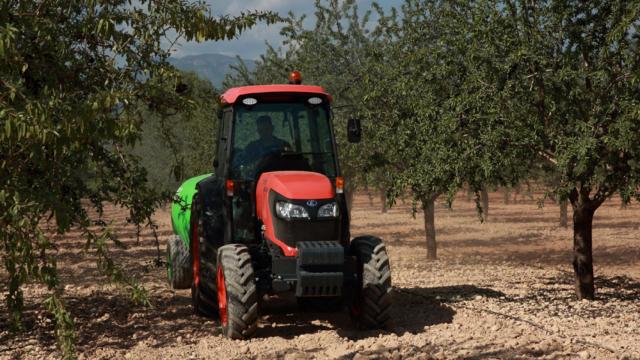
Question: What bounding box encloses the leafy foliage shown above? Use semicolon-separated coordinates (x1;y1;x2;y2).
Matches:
225;0;640;298
498;0;640;204
133;71;219;192
0;0;278;356
493;0;640;299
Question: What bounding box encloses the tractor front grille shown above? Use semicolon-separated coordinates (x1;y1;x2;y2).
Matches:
268;190;341;247
272;217;339;247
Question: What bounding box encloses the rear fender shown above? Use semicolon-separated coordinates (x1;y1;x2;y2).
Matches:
171;173;212;247
196;176;226;250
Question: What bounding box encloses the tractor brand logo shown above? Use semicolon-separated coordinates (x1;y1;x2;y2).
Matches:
306;200;318;207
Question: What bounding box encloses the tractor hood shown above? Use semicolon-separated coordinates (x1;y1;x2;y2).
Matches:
256;171;337;257
257;171;334;200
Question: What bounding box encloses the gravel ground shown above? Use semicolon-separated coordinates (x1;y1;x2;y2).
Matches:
1;191;639;359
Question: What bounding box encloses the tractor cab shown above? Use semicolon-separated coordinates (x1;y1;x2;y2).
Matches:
228;93;336;181
217;80;348;251
167;72;390;340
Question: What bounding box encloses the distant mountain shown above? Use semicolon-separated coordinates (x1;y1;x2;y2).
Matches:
168;53;255;88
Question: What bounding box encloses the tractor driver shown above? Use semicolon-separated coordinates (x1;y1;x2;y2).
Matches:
240;115;291;176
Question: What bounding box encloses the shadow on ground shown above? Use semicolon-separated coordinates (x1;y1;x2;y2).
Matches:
524;271;640;303
205;285;498;341
67;290;216;352
2;285;457;354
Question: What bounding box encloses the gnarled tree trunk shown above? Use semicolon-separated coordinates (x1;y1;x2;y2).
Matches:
512;184;521;204
380;189;388;213
345;184;355;220
569;187;604;300
572;205;595;299
559;199;568;228
422;195;437;260
365;184;375;207
480;187;489;220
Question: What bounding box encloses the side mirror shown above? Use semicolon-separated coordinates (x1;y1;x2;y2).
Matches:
347;118;362;143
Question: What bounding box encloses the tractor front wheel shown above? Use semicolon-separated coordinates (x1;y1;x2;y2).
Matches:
216;244;259;339
349;236;392;329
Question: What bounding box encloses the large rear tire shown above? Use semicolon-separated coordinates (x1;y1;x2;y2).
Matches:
349;236;392;329
190;195;217;317
217;244;259;339
167;235;192;289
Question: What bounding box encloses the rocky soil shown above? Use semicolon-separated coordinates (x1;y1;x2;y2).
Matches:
1;191;639;359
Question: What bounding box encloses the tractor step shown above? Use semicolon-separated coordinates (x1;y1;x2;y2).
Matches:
297;241;344;266
296;270;343;297
296;241;345;297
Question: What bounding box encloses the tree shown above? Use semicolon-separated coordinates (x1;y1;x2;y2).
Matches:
359;0;529;260
497;0;640;299
0;0;278;356
133;71;219;192
227;0;529;261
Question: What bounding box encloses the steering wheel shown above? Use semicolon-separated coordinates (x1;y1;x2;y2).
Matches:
253;150;311;178
253;151;284;176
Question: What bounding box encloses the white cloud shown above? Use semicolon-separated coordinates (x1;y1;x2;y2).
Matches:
172;0;403;60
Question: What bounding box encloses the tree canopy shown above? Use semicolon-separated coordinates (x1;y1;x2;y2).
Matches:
225;0;640;298
496;0;640;298
0;0;278;356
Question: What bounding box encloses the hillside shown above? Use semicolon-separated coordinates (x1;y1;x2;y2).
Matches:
168;53;255;88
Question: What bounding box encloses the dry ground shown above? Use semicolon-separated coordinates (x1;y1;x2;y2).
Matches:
1;191;639;359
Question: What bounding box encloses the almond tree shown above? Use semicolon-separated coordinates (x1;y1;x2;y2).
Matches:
359;0;531;259
497;0;640;299
0;1;278;355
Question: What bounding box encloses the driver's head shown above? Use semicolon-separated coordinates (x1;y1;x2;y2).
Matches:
256;115;274;140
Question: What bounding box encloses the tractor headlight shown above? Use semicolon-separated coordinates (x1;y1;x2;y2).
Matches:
317;202;339;218
275;201;310;220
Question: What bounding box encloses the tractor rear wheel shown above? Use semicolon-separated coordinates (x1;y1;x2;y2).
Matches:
349;236;392;329
190;195;217;317
216;244;259;339
166;235;192;289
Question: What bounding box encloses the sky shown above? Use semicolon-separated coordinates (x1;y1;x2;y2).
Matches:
171;0;404;60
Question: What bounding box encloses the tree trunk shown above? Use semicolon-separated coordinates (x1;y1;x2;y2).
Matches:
365;184;375;207
559;199;568;228
503;187;510;205
345;186;355;221
380;189;388;213
480;187;489;220
422;195;437;260
513;184;521;204
572;204;595;300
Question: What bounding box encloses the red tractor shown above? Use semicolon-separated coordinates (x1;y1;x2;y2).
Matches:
167;72;392;339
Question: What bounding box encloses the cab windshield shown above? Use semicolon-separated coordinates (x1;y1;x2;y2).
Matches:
230;101;337;180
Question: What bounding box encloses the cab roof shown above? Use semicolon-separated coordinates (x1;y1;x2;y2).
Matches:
220;85;333;105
